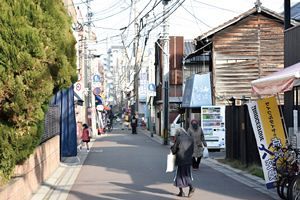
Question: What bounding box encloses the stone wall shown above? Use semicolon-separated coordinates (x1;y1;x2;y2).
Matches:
0;135;60;200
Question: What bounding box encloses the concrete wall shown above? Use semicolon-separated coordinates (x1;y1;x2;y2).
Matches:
0;135;60;200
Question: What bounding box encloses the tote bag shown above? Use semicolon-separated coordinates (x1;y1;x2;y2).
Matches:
203;147;209;158
166;151;176;172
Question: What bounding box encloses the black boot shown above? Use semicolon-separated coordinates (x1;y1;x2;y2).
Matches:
188;187;195;197
177;188;185;197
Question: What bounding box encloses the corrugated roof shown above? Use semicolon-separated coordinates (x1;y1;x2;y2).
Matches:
291;2;300;21
195;6;298;42
184;41;195;57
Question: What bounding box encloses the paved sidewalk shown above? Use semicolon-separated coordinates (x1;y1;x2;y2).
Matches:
31;128;279;200
31;139;95;200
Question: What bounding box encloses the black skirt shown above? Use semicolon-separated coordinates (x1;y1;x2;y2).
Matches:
174;165;193;188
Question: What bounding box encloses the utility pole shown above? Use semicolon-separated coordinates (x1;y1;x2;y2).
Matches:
133;0;139;117
162;0;170;145
284;0;294;131
85;0;96;136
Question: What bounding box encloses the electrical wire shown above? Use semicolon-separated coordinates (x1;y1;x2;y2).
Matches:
189;0;202;33
145;0;180;24
192;0;239;13
91;5;132;22
93;26;122;30
181;5;212;28
64;1;88;8
124;0;183;49
148;0;186;33
92;0;123;16
121;0;160;35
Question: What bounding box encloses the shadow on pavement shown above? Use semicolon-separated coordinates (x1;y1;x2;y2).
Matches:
66;127;275;200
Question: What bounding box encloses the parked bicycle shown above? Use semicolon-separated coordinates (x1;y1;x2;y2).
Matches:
275;143;300;200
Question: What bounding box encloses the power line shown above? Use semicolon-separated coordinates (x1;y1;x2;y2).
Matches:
125;0;183;48
181;5;212;28
189;0;202;33
121;0;160;34
92;0;124;16
91;5;131;22
192;0;239;14
148;0;186;32
93;26;123;30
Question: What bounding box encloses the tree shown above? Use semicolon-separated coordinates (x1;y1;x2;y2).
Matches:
0;0;77;184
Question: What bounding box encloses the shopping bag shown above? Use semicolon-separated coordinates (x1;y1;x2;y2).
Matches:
166;151;176;172
203;147;209;159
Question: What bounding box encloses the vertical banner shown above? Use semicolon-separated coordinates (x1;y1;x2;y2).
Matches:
247;96;286;189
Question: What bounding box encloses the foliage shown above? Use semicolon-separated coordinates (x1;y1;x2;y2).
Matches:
0;0;76;183
217;158;264;179
0;125;16;186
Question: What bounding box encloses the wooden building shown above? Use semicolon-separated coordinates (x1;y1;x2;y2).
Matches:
188;5;298;105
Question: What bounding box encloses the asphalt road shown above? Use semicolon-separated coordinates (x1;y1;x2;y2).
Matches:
66;128;277;200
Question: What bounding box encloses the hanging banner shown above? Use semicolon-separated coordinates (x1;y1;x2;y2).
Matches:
247;96;286;189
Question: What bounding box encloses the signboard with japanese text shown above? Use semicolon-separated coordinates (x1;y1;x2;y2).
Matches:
139;70;147;101
148;57;156;97
247;96;286;189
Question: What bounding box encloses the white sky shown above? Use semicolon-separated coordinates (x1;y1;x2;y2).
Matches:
74;0;300;54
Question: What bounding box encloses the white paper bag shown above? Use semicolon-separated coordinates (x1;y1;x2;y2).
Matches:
203;147;209;159
166;151;176;172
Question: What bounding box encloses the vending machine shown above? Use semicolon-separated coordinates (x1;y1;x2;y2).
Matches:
201;106;226;150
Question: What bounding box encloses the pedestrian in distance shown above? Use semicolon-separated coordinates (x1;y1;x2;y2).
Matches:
80;123;90;152
187;119;207;170
171;128;195;197
130;115;138;134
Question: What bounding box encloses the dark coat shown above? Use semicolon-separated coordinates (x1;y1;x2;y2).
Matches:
171;129;194;166
130;117;137;127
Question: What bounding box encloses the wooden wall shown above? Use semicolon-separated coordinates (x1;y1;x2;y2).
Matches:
213;14;284;105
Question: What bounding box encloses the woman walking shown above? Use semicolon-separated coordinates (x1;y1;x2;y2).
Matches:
171;128;195;197
187;119;207;169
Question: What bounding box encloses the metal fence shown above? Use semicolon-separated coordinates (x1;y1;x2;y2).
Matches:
40;105;60;144
225;105;260;166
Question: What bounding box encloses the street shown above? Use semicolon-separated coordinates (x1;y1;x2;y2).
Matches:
65;127;278;200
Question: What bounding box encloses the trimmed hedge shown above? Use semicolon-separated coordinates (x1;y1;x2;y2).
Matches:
0;0;76;184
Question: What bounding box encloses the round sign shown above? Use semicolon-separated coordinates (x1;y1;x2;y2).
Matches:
93;75;101;82
148;83;156;91
93;87;101;95
75;83;81;91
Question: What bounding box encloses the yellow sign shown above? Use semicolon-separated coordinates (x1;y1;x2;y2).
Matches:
258;96;286;148
247;96;286;189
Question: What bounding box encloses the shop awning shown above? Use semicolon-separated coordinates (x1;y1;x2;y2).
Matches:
251;62;300;95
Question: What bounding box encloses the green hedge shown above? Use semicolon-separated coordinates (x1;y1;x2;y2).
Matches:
0;0;76;185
